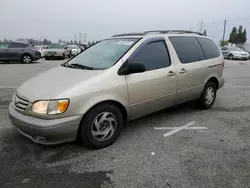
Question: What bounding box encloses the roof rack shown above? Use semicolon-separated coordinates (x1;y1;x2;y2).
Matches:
145;30;204;35
112;30;204;37
112;32;145;37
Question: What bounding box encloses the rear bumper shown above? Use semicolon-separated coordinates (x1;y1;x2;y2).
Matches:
8;103;82;145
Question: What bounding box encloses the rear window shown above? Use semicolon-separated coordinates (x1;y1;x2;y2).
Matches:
196;37;220;59
169;36;205;64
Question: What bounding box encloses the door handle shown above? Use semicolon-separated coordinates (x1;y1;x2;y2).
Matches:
167;71;176;77
179;68;187;74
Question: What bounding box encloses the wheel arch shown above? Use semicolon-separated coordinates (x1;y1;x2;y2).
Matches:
76;100;129;139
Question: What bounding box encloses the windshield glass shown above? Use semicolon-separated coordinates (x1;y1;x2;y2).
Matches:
67;38;138;69
34;45;41;49
231;47;242;51
48;43;63;49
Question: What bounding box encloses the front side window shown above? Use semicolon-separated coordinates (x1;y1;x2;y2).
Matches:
130;41;171;71
169;36;205;64
66;38;139;69
197;37;220;59
0;42;9;48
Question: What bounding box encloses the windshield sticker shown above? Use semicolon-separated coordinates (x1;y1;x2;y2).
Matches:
117;41;134;45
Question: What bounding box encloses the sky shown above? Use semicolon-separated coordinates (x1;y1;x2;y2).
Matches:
0;0;250;44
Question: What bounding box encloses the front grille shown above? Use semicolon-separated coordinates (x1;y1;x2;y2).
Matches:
14;94;29;111
48;52;56;55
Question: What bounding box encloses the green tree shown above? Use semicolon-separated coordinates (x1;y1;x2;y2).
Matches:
42;38;49;45
203;29;207;36
87;41;91;46
219;40;228;47
70;40;73;45
242;29;247;43
228;27;237;43
58;39;62;43
74;40;78;45
238;25;243;43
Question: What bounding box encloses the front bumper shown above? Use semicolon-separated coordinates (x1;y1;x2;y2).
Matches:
33;55;40;61
233;55;249;59
8;103;82;145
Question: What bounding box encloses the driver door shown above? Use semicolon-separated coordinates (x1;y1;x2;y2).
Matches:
125;38;178;119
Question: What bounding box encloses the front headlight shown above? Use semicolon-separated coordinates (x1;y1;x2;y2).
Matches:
31;99;69;115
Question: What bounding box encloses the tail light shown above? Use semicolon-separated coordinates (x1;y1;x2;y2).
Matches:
221;60;225;67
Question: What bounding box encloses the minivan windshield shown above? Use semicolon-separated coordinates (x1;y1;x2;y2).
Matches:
66;38;138;70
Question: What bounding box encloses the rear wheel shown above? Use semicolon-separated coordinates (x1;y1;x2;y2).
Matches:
45;56;50;60
196;82;217;109
79;103;124;149
21;54;32;64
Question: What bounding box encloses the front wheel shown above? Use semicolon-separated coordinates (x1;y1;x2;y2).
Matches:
196;82;217;109
79;104;124;149
21;55;32;64
229;54;233;60
61;54;65;60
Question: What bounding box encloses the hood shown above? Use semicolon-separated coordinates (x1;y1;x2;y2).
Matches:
45;49;64;52
17;66;103;102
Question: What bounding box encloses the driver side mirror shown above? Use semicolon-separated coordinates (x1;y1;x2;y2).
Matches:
118;60;145;75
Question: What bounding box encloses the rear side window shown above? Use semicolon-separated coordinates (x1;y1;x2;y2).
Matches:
9;43;29;48
131;41;171;71
197;37;220;59
169;36;205;64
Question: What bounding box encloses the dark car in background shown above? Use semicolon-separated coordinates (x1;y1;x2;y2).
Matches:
0;42;40;63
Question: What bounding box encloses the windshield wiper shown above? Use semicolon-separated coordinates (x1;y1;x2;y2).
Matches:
61;62;94;70
66;63;94;70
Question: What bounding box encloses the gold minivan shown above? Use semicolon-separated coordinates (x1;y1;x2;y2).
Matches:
9;30;225;149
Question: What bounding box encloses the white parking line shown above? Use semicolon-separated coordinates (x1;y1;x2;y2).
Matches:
154;127;208;130
154;121;208;137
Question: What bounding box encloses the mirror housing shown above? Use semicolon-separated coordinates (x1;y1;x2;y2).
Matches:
118;60;145;75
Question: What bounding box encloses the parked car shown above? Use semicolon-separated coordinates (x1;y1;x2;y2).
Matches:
236;44;250;58
44;43;71;60
220;46;249;60
9;30;224;149
0;42;40;63
67;45;81;56
34;45;49;58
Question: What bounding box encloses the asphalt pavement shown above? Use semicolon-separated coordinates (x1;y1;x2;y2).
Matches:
0;59;250;188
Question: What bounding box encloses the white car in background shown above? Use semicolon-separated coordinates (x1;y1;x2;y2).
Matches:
221;46;249;60
67;45;81;56
34;45;49;58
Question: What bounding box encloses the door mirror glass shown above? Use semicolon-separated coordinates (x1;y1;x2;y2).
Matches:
119;60;145;75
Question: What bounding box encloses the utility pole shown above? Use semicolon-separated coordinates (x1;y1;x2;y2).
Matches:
83;33;87;44
222;20;227;42
199;20;203;33
74;34;77;43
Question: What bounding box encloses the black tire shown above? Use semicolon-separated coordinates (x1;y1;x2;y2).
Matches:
229;54;233;60
79;103;124;149
61;54;65;60
45;56;49;60
21;54;32;64
196;82;217;110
